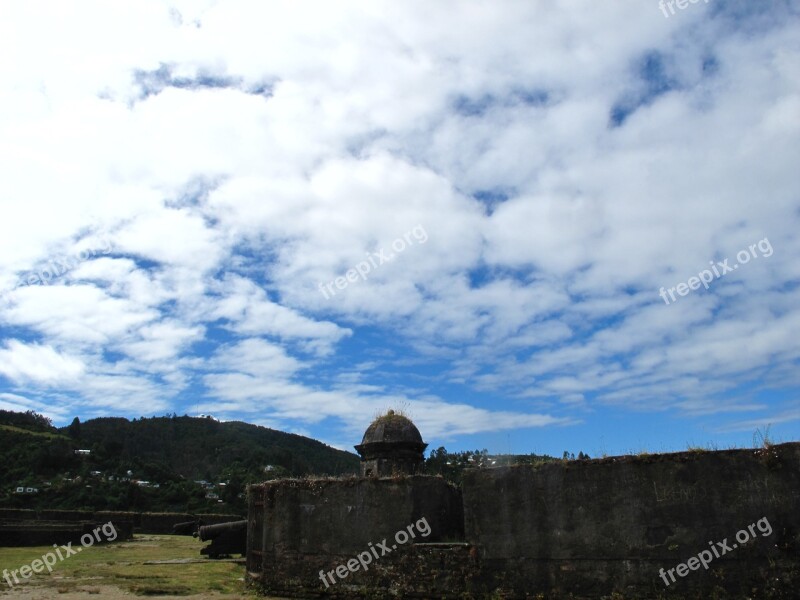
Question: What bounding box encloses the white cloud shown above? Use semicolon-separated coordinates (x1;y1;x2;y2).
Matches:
0;340;85;385
0;1;797;450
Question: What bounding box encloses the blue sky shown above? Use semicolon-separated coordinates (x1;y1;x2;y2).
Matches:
0;1;798;458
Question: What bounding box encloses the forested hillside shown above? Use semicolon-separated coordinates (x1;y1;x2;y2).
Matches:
0;410;359;514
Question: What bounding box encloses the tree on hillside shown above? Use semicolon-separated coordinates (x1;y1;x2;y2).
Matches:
68;417;81;439
0;410;54;432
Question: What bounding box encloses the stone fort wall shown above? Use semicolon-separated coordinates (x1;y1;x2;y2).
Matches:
246;442;799;599
0;509;242;536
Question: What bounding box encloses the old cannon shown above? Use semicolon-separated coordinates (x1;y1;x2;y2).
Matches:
172;519;202;536
194;519;247;558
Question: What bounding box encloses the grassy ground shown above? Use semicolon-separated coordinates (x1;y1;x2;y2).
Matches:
0;534;280;598
0;425;68;439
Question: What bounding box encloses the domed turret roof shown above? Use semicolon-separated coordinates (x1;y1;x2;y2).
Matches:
359;410;424;446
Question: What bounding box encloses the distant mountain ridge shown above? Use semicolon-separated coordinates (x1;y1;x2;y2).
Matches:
0;410;360;513
68;414;359;479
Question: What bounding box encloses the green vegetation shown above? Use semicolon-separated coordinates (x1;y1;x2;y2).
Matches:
753;424;773;448
0;410;359;514
0;424;68;439
0;534;274;597
0;409;55;433
423;447;564;484
370;409;411;427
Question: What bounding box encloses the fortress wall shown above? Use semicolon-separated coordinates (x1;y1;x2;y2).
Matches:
0;509;241;535
462;442;800;598
248;475;463;555
246;443;799;599
247;475;465;598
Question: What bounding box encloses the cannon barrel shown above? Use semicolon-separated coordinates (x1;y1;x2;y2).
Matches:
197;519;247;542
172;520;199;536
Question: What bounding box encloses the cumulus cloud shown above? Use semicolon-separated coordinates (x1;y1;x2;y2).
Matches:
0;1;798;453
0;341;85;385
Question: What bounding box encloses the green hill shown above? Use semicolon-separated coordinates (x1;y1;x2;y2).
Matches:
0;410;359;514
